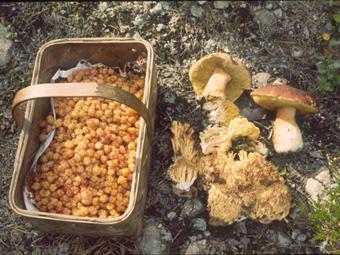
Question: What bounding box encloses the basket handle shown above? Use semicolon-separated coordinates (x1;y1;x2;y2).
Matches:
12;82;152;139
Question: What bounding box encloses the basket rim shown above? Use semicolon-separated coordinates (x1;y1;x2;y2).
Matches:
9;37;155;225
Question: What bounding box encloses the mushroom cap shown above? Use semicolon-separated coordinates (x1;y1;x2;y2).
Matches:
189;53;251;102
251;85;319;114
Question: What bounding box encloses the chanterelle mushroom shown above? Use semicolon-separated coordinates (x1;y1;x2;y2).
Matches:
168;121;199;197
204;151;291;226
189;53;251;102
251;85;318;153
200;116;260;154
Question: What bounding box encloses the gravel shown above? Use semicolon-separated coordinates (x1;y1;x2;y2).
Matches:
180;198;204;218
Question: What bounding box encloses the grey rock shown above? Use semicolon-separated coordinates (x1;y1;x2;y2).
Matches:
0;198;7;207
291;229;301;239
180;198;204;218
289;207;299;220
0;25;12;68
190;5;204;18
192;218;207;232
156;23;166;32
303;27;310;39
265;3;273;9
133;15;145;29
213;1;230;9
203;231;211;237
167;211;177;221
273;8;283;18
297;233;307;242
292;47;304;58
254;10;276;28
240;107;266;121
305;166;331;202
277;231;292;247
150;3;163;16
272;78;288;85
185;239;207;255
163;91;176;104
198;1;207;5
204;39;217;52
252;72;271;88
240;3;247;8
325;22;335;31
138;219;172;255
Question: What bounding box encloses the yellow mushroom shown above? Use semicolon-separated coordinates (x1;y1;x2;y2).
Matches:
189;53;251;102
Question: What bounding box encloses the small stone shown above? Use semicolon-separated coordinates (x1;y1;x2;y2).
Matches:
254;10;276;28
292;47;304;58
240;107;266;121
198;1;207;5
180;198;204;218
289;207;299;220
305;167;331;202
192;218;207;232
167;211;177;221
273;8;283;18
252;72;271;88
0;25;12;68
156;23;166;32
150;3;163;16
163;91;176;104
303;27;310;39
203;231;211;237
265;3;273;9
133;15;145;29
272;78;288;85
190;5;204;18
138;219;172;255
297;233;307;242
325;22;334;31
240;3;247;8
185;240;207;255
291;229;301;239
204;39;217;52
309;150;324;159
277;231;292;247
213;1;230;9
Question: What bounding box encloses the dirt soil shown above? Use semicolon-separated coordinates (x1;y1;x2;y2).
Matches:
0;1;339;254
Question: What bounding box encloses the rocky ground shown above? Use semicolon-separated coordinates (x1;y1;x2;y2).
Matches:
0;1;339;254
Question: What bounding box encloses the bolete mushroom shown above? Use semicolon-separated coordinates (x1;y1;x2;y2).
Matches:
189;53;251;102
251;85;318;153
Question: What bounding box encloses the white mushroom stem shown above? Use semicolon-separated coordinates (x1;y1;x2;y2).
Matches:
202;68;232;99
272;106;303;153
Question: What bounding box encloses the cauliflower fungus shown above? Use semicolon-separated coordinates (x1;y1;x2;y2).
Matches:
208;100;240;125
167;121;199;197
201;151;291;225
200;116;260;154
